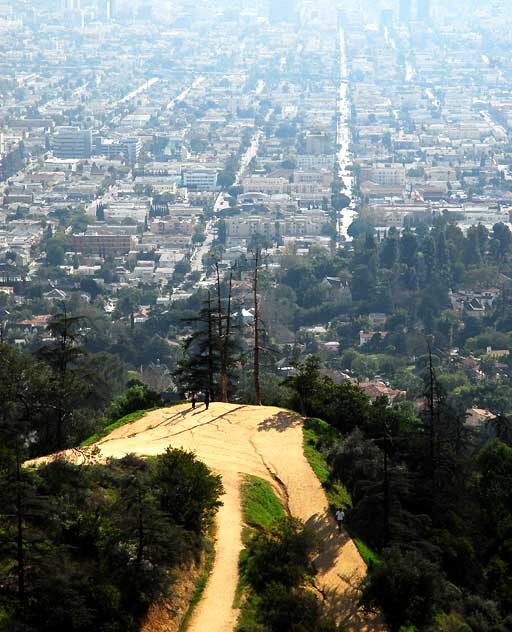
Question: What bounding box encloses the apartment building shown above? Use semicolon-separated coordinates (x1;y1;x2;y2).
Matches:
296;154;335;169
226;212;327;242
104;200;149;223
292;170;332;186
242;175;289;195
182;168;218;191
360;164;406;186
52;126;92;159
95;137;142;163
73;233;135;255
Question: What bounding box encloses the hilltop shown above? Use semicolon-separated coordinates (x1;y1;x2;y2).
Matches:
32;402;380;632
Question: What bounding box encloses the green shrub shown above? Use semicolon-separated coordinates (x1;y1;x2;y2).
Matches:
107;385;163;421
155;448;224;533
1;450;224;632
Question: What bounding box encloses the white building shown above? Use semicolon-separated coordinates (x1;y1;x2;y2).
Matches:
182;168;218;191
53;126;92;159
361;164;406;187
242;176;289;195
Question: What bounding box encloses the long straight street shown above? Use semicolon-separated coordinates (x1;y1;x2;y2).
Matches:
336;26;356;241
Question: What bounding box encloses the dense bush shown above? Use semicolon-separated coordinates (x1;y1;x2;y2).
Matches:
107;385;163;421
239;517;338;632
0;449;223;632
287;358;512;631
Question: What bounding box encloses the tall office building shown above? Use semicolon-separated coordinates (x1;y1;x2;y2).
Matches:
379;8;394;27
137;0;153;20
399;0;412;22
63;0;80;9
268;0;296;24
53;127;92;159
100;0;116;19
416;0;430;20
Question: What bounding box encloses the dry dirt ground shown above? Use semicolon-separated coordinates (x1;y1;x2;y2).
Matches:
32;403;383;632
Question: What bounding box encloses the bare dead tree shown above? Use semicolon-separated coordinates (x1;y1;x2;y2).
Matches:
207;290;214;402
220;269;233;402
214;260;223;342
253;248;261;405
15;444;25;601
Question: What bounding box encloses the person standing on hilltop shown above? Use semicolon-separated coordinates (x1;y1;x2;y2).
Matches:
204;389;210;410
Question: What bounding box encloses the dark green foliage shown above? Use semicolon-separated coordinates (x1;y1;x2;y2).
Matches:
0;450;223;632
242;518;317;592
107;385;162;421
251;583;338;632
0;342;128;456
155;448;224;533
361;546;446;632
238;518;339;632
173;287;242;401
288;357;512;630
285;356;371;434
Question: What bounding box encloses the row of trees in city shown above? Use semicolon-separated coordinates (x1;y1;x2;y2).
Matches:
286;356;512;631
348;218;512;320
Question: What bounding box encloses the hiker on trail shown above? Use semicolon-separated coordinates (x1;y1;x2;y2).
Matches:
191;393;196;409
335;507;345;532
204;389;210;410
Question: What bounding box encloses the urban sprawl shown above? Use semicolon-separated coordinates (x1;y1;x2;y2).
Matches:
2;0;512;419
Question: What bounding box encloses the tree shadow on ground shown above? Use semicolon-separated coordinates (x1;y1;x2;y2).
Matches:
306;510;350;575
320;580;380;632
306;509;387;631
257;411;302;432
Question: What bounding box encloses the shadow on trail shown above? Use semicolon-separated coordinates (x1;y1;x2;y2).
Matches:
257;411;301;433
306;510;350;575
307;510;382;631
306;510;387;632
168;405;248;437
321;581;371;632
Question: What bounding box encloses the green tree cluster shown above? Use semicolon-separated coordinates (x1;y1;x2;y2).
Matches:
0;450;223;632
286;358;512;631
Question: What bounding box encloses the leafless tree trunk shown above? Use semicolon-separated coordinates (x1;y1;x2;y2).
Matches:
427;342;436;476
214;260;223;341
136;486;144;569
207;291;214;402
382;432;390;545
253;249;261;405
220;270;233;402
15;446;25;601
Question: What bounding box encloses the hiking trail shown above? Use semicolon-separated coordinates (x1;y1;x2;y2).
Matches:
33;403;383;632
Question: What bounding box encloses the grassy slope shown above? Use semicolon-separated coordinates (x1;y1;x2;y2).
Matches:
242;474;286;531
302;417;379;567
79;408;155;447
235;475;285;628
303;417;351;508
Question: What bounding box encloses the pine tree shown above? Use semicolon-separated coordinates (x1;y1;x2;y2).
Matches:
252;248;261;405
174;287;240;401
36;307;88;450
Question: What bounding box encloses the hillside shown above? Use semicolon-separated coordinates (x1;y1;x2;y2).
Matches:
32;402;382;632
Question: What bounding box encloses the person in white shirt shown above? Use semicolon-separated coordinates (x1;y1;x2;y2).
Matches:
335;507;345;532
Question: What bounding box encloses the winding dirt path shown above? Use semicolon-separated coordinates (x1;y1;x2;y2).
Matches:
32;403;382;631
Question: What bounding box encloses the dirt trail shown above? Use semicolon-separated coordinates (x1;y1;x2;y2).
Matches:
32;403;382;632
